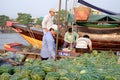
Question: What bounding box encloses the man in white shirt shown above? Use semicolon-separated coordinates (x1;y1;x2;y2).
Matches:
76;35;92;53
42;8;57;34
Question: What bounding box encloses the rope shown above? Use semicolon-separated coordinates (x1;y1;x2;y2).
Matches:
26;27;38;47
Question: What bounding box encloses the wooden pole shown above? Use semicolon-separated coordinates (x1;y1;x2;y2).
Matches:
56;0;61;57
65;0;68;29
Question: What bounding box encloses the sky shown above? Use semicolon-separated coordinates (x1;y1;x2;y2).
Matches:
0;0;120;19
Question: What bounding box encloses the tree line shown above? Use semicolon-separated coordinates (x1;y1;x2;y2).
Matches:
0;9;69;28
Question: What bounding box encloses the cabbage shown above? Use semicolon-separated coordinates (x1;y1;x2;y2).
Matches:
9;73;22;80
32;59;42;66
14;66;22;74
45;72;60;80
0;64;12;75
59;73;77;80
30;66;45;80
21;66;32;78
0;73;11;80
57;69;68;76
41;59;56;73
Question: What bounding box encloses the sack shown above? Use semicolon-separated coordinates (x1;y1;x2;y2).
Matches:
74;6;91;21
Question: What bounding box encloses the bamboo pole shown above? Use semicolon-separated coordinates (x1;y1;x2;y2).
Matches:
65;0;68;30
56;0;61;58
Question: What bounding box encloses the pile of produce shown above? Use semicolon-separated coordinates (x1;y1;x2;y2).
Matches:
0;51;25;62
0;50;120;80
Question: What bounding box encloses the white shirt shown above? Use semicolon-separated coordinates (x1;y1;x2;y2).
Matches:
76;37;92;49
42;14;54;29
42;14;57;34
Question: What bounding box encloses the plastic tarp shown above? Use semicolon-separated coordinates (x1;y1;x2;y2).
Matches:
88;15;120;21
67;14;120;22
88;15;106;21
108;15;120;21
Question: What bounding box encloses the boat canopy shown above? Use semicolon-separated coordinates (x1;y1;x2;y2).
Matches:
88;15;120;21
67;13;120;22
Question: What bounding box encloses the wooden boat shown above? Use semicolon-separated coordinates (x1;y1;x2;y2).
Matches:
6;21;120;51
3;42;41;60
6;1;120;51
4;42;33;52
6;21;64;49
77;26;120;51
73;3;120;51
4;42;22;52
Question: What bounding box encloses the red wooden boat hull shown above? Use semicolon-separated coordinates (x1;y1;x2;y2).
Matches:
6;21;120;51
6;21;64;49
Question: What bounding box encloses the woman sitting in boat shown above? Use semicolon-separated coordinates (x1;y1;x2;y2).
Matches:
76;35;92;53
63;27;79;49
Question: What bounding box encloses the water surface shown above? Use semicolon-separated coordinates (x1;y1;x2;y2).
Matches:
0;33;29;49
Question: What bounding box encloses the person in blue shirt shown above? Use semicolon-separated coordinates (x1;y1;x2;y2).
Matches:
40;27;57;60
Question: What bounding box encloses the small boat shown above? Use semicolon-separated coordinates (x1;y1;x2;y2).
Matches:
4;42;24;52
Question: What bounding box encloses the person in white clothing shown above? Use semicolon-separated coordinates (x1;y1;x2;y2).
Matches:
76;35;92;53
42;8;57;34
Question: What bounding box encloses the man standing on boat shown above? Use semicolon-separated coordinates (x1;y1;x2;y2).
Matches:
40;27;58;60
42;8;57;34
